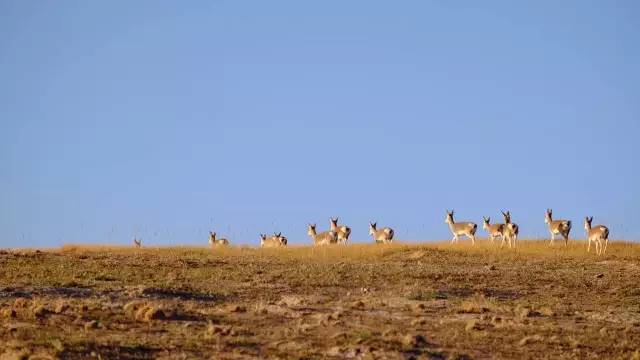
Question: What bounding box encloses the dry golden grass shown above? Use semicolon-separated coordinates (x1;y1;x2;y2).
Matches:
0;239;639;359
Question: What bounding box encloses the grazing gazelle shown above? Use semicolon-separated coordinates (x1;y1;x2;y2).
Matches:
584;217;609;255
307;224;337;246
445;210;477;245
501;211;519;248
260;232;287;248
208;231;229;246
329;217;352;244
133;237;142;248
544;209;572;246
369;222;394;244
482;216;505;244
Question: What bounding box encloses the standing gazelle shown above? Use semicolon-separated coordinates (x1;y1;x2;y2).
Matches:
369;222;394;244
482;217;504;244
584;217;609;255
501;211;519;248
260;232;287;248
544;209;572;246
307;224;337;246
209;231;230;246
445;210;477;245
329;217;352;244
133;237;142;248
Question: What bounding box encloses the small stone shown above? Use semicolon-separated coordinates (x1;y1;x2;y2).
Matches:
403;334;428;347
518;335;543;346
351;300;365;309
465;319;481;332
228;305;247;313
84;320;99;331
411;317;428;326
595;273;604;279
54;302;69;314
32;305;49;318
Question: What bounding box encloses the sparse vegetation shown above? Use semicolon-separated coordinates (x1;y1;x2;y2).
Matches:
0;240;639;358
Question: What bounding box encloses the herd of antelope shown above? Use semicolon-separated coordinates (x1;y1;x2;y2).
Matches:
132;209;611;255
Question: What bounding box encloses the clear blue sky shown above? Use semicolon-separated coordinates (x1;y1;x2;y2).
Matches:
1;1;639;247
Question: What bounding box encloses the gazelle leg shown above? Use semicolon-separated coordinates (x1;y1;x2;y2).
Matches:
587;238;591;252
549;232;555;246
451;235;456;244
564;233;569;247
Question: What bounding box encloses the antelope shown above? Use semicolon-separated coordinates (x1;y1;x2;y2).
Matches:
544;209;571;246
329;217;351;244
482;217;504;244
584;217;609;255
208;231;229;246
133;237;142;248
307;224;337;246
260;232;287;248
501;211;519;248
445;210;477;244
368;222;394;244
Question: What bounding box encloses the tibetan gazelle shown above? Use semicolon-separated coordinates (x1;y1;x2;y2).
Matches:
501;211;519;248
584;217;609;255
544;209;571;246
445;210;477;244
369;222;394;244
307;224;338;246
260;232;287;248
133;237;142;248
329;217;351;244
482;217;505;244
208;231;229;246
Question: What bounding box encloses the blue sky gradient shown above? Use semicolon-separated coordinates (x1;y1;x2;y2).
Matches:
1;1;639;247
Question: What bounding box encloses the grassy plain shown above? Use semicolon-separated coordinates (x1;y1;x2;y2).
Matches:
1;240;639;359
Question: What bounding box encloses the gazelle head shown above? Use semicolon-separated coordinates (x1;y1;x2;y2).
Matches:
133;237;141;248
307;224;317;236
545;209;553;224
369;222;377;235
584;216;593;231
330;217;339;228
259;233;267;244
209;231;216;243
502;211;511;224
445;210;455;224
482;216;490;229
